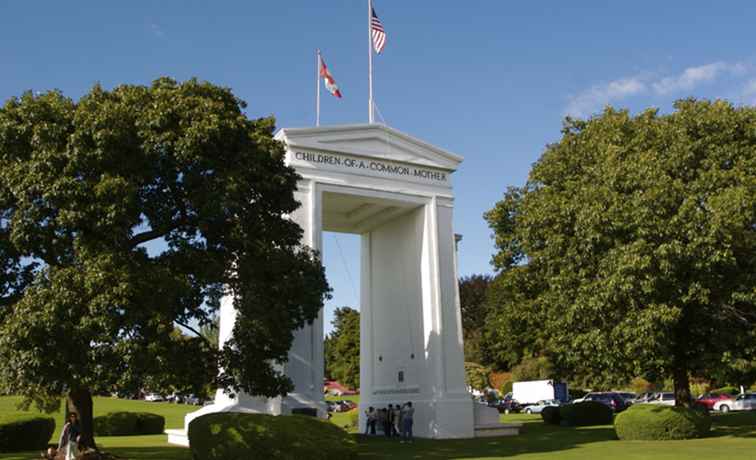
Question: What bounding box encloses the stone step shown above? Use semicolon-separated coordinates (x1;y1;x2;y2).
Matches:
473;422;523;438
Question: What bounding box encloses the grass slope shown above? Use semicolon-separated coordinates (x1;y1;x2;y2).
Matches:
0;396;196;459
0;396;754;460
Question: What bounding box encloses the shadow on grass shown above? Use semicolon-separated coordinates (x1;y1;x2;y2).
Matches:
103;446;191;460
355;419;617;459
709;412;756;438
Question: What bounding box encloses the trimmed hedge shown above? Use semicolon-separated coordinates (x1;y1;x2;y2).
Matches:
93;412;165;436
0;414;55;452
615;404;711;440
135;412;165;434
189;413;357;460
559;401;613;426
541;406;561;425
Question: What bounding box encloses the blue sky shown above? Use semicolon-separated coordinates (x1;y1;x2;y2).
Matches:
3;1;756;334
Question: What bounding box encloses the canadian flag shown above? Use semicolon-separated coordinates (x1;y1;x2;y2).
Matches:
319;54;342;98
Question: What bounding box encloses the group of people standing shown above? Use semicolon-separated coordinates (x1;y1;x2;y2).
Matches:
364;401;414;442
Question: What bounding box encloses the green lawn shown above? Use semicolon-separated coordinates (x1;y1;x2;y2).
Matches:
1;396;755;460
0;396;195;460
355;412;756;460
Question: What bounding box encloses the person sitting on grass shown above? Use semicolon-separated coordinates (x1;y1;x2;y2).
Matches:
58;413;81;460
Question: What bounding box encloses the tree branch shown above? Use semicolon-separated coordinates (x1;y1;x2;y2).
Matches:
129;217;191;248
175;319;214;348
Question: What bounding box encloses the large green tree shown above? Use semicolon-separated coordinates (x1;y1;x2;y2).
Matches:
0;78;330;447
458;274;492;363
485;100;756;406
325;307;360;390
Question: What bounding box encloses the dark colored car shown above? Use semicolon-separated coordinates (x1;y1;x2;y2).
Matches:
694;393;733;410
580;392;628;412
495;399;523;414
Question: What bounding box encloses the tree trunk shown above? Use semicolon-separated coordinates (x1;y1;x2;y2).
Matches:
67;387;97;450
673;367;692;408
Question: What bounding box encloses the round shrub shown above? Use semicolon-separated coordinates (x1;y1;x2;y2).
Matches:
615;404;711;440
559;402;613;426
0;414;55;452
134;412;165;435
541;406;561;425
189;413;357;460
94;412;138;436
94;412;165;436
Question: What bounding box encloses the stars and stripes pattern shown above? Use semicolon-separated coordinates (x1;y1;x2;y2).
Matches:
319;54;342;98
371;7;386;54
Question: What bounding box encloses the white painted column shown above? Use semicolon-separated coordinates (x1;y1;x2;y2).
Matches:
282;180;326;416
421;196;474;438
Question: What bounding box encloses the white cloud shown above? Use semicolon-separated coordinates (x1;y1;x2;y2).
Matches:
566;77;647;118
565;61;753;117
651;62;736;95
742;79;756;105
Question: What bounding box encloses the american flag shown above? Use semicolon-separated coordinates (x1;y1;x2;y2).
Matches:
371;7;386;54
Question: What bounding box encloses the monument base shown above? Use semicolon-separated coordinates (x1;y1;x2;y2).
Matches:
472;403;523;438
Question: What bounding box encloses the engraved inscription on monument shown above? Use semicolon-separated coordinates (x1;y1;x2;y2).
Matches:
293;150;448;182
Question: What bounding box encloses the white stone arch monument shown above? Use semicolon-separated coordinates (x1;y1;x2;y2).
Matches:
168;124;513;445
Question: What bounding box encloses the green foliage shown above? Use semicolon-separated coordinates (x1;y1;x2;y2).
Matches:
559;402;613;426
188;413;356;460
325;307;360;390
135;412;165;435
628;377;658;394
484;101;756;401
93;412;165;436
459;274;492;363
94;412;138;436
541;406;562;425
502;381;513;395
711;353;756;388
615;404;711;440
0;414;55;452
464;362;491;390
480;269;548;371
512;356;554;382
712;386;740;396
0;78;330;441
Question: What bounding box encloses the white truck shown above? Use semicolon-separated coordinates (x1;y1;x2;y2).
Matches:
512;380;568;405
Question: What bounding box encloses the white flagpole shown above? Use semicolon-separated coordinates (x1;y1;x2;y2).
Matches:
368;0;374;124
316;49;321;127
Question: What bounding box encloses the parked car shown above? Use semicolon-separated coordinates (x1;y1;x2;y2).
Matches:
616;392;636;405
713;393;756;413
575;392;628;412
694;392;733;410
143;393;164;402
633;392;655;404
522;399;561;414
495;398;523;414
646;392;675;406
331;400;357;412
326;401;338;412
